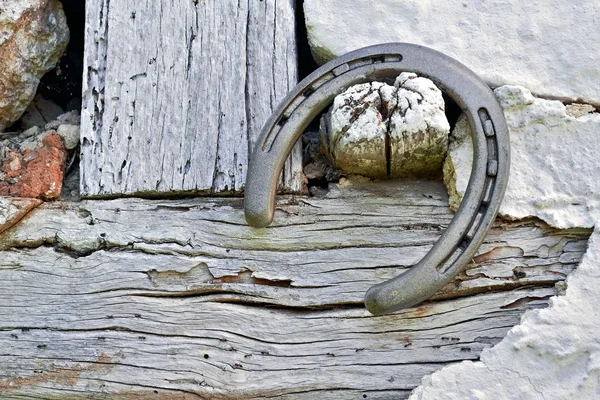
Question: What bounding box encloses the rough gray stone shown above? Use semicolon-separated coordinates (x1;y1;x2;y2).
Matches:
17;95;65;131
56;123;79;150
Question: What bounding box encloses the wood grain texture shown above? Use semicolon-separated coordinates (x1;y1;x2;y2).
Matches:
80;0;304;197
0;180;591;399
0;197;41;235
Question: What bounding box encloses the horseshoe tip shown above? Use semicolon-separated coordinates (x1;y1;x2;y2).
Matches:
245;209;273;229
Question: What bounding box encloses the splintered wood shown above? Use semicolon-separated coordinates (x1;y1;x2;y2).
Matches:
81;0;304;197
0;180;591;399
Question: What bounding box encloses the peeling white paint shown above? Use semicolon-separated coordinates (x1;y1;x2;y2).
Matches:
445;85;600;229
410;222;600;400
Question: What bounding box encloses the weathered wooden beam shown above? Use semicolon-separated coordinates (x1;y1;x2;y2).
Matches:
0;180;591;398
0;291;555;400
81;0;304;197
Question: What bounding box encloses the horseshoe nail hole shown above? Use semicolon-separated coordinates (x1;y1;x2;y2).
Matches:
349;58;374;69
277;116;288;127
482;180;494;205
310;72;335;91
332;63;350;76
487;160;499;176
371;55;385;64
303;87;315;97
385;55;403;63
483;119;495;137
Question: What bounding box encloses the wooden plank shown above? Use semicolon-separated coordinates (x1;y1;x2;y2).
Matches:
1;180;588;307
0;291;555;399
0;180;591;398
80;0;304;197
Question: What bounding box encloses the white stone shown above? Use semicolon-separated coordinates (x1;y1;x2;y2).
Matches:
56;123;80;150
18;126;41;140
389;73;450;177
410;223;600;400
323;73;449;178
444;85;600;229
324;81;389;177
0;0;69;131
304;0;600;105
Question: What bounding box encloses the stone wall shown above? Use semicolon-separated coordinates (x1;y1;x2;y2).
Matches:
0;0;75;205
0;0;69;131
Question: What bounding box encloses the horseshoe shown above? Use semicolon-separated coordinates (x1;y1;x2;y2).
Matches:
244;43;510;315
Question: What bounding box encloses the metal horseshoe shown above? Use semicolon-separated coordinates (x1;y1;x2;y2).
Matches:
244;43;510;315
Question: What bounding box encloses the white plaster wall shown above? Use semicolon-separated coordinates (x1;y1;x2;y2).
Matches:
445;86;600;229
410;223;600;400
304;0;600;105
418;90;600;399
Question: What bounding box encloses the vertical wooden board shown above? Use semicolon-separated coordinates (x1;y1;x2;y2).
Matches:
81;0;304;197
247;0;304;192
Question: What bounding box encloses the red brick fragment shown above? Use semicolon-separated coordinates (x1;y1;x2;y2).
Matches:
0;132;66;200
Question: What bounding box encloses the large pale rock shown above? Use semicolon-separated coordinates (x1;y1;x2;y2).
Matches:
322;81;388;178
0;0;69;131
304;0;600;105
322;73;449;178
445;85;600;229
410;224;600;400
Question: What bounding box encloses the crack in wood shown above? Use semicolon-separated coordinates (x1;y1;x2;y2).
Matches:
81;0;304;197
0;181;592;398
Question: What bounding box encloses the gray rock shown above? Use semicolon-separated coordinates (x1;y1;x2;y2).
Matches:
17;95;65;131
56;124;80;150
45;110;81;130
